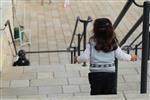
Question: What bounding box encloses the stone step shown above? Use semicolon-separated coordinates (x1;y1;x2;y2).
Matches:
1;61;150;99
1;92;150;100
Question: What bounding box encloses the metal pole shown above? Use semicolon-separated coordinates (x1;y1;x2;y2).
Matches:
71;50;73;64
77;34;81;56
115;58;118;93
141;0;150;93
127;46;130;54
148;31;150;60
135;45;138;55
83;23;88;52
73;47;76;64
113;0;133;29
82;22;88;66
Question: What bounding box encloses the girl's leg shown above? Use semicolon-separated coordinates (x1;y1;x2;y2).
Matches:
88;72;106;95
103;72;117;94
88;72;117;95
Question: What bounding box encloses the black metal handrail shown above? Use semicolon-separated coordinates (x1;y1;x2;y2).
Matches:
26;16;92;64
131;0;144;7
68;16;80;49
113;0;143;29
113;0;150;94
1;20;17;56
67;16;92;64
128;32;142;47
120;15;143;46
141;1;150;93
113;0;133;29
77;16;92;54
68;16;92;50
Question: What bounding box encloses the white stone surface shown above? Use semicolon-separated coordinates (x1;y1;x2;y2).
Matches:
0;80;10;88
1;87;38;96
63;85;80;93
10;80;29;87
68;77;89;85
54;71;80;78
30;79;68;86
39;86;62;94
37;72;54;79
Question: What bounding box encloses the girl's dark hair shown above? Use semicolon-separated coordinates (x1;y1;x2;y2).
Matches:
90;18;118;52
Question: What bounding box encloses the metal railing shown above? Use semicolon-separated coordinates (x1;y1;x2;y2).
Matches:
119;15;143;46
113;0;150;93
141;1;150;93
26;16;92;64
0;20;17;56
68;16;92;64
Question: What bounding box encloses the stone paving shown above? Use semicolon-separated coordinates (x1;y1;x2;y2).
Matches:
1;61;150;99
14;0;143;65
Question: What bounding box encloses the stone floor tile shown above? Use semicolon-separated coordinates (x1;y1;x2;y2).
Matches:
1;96;17;99
37;72;54;79
63;85;80;93
37;65;65;72
125;94;149;100
118;82;140;91
39;86;62;95
79;85;90;93
18;95;47;99
0;80;10;88
1;72;36;80
54;71;80;78
30;79;68;86
57;93;73;97
118;68;138;75
123;74;141;82
2;67;23;74
1;87;38;96
68;77;89;85
79;70;89;77
73;92;90;96
65;64;89;71
23;66;37;72
10;80;29;87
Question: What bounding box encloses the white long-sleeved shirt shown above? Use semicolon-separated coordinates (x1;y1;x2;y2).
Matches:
77;43;131;72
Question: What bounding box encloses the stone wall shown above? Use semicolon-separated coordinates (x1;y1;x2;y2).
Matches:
0;0;14;72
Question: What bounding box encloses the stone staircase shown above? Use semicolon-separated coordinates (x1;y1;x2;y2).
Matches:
0;60;150;100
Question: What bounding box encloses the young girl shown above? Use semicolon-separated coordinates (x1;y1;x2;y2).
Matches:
76;18;137;95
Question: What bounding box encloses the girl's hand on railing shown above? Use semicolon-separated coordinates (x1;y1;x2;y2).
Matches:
131;54;138;61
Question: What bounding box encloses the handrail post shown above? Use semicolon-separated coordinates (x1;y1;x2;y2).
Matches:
82;22;88;66
135;45;138;55
79;16;92;66
141;0;150;93
127;46;130;54
77;33;81;56
148;31;150;60
70;49;74;64
73;47;76;64
83;22;88;53
113;0;133;29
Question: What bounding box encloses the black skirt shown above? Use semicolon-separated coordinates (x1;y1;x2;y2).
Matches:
88;72;117;95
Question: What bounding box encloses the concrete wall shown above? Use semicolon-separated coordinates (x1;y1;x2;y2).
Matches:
0;0;14;72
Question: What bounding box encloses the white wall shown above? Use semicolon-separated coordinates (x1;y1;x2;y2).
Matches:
0;0;14;72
